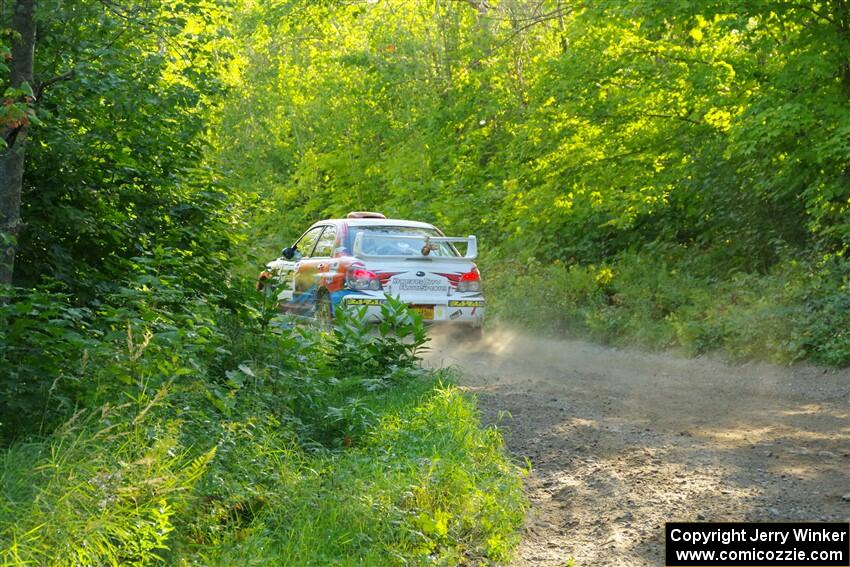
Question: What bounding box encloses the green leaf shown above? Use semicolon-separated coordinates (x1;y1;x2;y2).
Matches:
19;81;34;97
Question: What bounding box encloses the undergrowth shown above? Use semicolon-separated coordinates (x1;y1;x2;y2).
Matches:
486;248;850;366
0;285;526;565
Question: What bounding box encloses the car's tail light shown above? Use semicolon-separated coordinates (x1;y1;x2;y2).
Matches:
457;268;482;292
347;267;383;291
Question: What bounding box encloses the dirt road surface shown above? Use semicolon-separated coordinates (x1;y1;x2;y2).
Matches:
425;328;850;566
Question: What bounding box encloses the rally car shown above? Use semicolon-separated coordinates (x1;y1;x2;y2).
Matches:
257;212;484;337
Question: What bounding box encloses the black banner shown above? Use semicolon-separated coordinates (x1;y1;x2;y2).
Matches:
666;522;850;566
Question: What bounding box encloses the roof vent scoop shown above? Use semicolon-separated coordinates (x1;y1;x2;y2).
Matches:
346;211;386;219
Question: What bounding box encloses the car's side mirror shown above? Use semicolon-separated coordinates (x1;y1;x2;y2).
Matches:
281;247;296;260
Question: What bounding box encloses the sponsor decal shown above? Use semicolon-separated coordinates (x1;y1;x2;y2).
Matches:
345;298;384;306
448;300;485;307
391;278;447;293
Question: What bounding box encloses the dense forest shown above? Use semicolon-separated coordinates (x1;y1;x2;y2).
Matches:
0;0;848;564
223;0;850;365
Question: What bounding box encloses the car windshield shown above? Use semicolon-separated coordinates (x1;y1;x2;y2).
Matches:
348;226;460;258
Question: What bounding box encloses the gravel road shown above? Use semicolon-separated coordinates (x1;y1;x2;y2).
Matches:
426;328;850;566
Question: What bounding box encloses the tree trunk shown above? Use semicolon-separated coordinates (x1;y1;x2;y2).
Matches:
0;0;36;285
557;0;568;54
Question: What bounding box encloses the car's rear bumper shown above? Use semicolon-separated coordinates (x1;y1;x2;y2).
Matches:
335;293;485;327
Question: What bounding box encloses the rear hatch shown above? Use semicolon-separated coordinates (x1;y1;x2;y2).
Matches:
348;226;479;304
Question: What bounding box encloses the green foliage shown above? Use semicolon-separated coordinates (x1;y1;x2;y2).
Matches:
0;294;525;565
218;0;850;365
191;381;524;565
330;295;430;376
0;392;216;566
12;0;242;300
0;249;238;442
12;0;850;563
488;249;850;365
0;286;97;439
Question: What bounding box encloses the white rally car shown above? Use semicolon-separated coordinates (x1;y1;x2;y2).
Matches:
257;212;484;337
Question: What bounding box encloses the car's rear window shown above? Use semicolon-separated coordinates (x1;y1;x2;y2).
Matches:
347;226;460;257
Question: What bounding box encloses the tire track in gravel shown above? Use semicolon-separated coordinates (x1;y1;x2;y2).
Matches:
425;328;850;566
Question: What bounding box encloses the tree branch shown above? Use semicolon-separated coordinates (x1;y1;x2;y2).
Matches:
35;69;74;99
32;17;130;102
782;1;837;23
96;0;191;61
486;5;582;54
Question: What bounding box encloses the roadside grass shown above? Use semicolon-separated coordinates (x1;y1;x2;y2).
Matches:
197;385;524;565
0;298;526;566
485;249;850;366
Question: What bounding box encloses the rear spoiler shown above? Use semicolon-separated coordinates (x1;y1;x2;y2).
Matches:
353;233;478;261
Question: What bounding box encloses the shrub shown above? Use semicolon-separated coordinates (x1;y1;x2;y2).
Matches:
487;249;850;366
1;292;526;565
